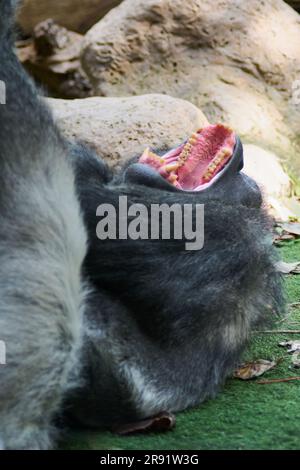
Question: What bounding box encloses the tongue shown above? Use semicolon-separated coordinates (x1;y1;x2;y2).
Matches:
138;124;236;191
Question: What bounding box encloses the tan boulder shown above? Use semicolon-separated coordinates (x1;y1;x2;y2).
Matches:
48;94;208;168
243;145;291;199
81;0;300;178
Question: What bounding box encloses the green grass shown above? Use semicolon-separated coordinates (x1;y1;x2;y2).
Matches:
65;241;300;450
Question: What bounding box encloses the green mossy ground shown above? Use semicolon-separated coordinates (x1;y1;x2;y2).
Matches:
65;240;300;450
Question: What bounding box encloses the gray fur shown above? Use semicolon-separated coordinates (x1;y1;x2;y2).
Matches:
0;0;87;449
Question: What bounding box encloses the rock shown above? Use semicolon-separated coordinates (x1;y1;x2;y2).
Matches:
17;0;123;34
47;95;291;200
243;145;291;198
17;20;92;99
48;94;208;168
81;0;300;178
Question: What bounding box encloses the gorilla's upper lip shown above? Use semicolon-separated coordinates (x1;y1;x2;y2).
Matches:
138;124;236;191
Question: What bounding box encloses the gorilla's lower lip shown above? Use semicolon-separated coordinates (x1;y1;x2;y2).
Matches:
138;124;236;191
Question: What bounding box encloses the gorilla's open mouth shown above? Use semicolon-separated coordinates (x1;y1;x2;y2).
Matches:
139;124;236;191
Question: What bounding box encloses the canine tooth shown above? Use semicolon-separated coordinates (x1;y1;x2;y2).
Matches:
168;174;178;183
189;133;198;144
140;147;162;162
163;163;180;172
140;147;150;159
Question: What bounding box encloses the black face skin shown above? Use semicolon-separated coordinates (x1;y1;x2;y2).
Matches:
68;140;283;428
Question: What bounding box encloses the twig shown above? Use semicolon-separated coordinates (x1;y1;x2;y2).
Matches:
256;330;300;334
257;376;300;384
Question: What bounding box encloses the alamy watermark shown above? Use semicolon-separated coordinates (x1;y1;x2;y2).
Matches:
96;196;205;251
0;340;6;365
0;80;6;105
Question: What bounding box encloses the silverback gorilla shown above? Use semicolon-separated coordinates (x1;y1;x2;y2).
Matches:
0;0;283;450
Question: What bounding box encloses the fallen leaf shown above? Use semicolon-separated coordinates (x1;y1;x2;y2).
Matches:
279;340;300;353
273;224;296;243
276;261;300;274
234;359;278;380
112;412;176;436
291;352;300;368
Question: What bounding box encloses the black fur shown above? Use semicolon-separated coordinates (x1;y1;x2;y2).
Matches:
68;142;283;427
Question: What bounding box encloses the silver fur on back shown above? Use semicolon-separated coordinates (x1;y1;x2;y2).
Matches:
0;0;87;449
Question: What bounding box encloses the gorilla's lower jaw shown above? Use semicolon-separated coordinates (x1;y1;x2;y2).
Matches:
139;124;236;191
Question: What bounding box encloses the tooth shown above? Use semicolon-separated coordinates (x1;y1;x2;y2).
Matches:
219;147;231;158
179;154;188;163
168;174;178;183
140;147;150;159
189;133;198;144
141;147;162;162
163;163;180;173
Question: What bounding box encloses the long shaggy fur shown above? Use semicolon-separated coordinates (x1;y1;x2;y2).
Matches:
0;0;87;449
